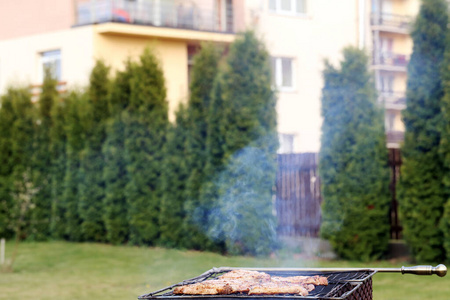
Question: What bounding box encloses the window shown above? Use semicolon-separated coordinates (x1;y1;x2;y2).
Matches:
385;111;396;131
278;133;295;153
380;74;394;94
271;57;294;90
269;0;307;15
40;50;61;82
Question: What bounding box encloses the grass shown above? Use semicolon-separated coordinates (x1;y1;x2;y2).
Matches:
0;241;449;300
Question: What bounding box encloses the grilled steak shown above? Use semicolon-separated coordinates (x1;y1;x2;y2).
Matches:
248;281;309;296
173;270;328;296
272;275;328;286
174;281;232;295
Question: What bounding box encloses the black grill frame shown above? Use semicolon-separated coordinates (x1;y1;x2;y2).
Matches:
139;268;376;300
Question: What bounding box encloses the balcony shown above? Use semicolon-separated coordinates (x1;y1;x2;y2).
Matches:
386;130;404;148
30;81;67;102
372;52;409;72
379;91;406;110
371;13;412;34
75;0;234;33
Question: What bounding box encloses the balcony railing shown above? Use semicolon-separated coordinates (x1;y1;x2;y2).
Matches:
379;91;406;110
371;13;412;31
373;52;409;68
386;130;405;146
75;0;234;33
30;81;67;102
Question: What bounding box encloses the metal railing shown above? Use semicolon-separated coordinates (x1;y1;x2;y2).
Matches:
379;91;406;110
373;52;409;67
75;0;234;33
386;130;405;145
371;13;412;31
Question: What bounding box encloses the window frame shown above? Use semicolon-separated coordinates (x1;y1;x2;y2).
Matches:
39;49;62;83
278;133;296;154
271;56;296;92
269;0;307;16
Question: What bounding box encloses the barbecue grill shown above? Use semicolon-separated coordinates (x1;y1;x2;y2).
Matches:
139;265;447;300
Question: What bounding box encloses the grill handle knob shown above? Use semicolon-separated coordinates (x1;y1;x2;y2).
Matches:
401;264;447;277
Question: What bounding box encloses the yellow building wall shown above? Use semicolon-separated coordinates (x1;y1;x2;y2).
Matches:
394;73;407;92
93;32;188;121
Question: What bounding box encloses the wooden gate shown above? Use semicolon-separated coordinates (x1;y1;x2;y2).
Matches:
276;150;402;239
275;153;322;237
389;148;402;239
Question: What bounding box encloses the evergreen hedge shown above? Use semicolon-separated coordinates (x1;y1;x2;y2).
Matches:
124;48;168;245
183;44;221;250
159;105;189;248
439;6;450;261
205;31;278;256
319;47;391;261
398;0;448;262
63;92;86;241
30;69;57;240
102;61;134;245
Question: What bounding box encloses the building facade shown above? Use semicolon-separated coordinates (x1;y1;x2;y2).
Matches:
368;0;419;148
0;0;240;120
0;0;420;152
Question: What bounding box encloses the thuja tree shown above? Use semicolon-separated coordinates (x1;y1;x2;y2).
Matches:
206;31;278;256
398;0;448;262
102;61;135;244
183;43;221;250
78;60;110;242
319;47;390;261
8;88;36;242
124;48;169;245
49;91;69;239
159;105;189;248
63;92;86;241
0;90;17;238
438;10;450;261
29;69;57;240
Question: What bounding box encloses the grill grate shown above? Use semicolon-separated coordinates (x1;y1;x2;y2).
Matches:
139;268;376;300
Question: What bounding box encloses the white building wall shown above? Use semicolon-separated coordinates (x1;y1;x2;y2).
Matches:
246;0;359;153
0;26;95;94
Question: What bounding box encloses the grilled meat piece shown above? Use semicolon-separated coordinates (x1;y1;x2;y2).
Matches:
173;270;327;296
272;275;328;286
173;280;232;295
248;282;309;296
218;270;271;282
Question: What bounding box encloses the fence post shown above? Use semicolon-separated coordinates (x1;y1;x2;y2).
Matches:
0;238;4;265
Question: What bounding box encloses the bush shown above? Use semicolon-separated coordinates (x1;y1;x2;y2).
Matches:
319;47;390;261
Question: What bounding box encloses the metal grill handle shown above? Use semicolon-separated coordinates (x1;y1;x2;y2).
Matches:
376;264;447;277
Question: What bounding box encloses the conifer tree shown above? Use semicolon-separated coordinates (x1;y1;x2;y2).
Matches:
205;31;278;255
438;12;450;261
8;88;36;241
49;93;69;239
159;105;189;247
102;61;135;244
319;47;390;261
398;0;448;262
124;48;169;245
29;68;57;240
63;92;86;241
0;90;17;239
78;60;110;241
182;44;221;249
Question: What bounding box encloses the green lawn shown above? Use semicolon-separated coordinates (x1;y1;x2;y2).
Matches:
0;241;448;300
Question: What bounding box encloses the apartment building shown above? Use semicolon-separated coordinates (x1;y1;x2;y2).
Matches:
0;0;420;152
0;0;241;120
247;0;360;152
368;0;419;148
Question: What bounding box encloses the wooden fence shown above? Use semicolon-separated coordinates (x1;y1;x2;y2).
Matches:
388;148;402;239
275;153;322;237
276;150;403;239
